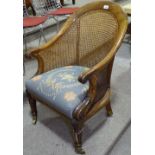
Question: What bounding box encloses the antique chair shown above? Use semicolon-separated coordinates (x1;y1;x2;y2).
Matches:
26;1;128;154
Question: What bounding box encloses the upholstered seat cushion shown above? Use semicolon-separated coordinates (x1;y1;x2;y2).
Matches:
26;66;89;119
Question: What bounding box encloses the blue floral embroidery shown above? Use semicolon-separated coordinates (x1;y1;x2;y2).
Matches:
64;91;77;102
26;66;89;118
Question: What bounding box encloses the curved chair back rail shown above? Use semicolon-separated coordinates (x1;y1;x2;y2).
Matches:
28;1;128;120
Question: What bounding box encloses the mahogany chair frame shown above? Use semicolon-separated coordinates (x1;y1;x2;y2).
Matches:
26;1;128;154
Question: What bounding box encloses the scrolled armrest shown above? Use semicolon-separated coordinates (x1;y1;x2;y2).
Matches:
74;47;117;121
78;35;126;84
25;47;41;58
25;32;61;58
78;53;114;84
25;16;75;58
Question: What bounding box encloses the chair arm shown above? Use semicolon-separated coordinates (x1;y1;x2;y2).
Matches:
25;47;40;58
25;16;75;58
73;65;110;121
25;32;63;58
73;42;121;121
25;16;76;74
78;17;128;83
24;33;62;75
78;39;122;84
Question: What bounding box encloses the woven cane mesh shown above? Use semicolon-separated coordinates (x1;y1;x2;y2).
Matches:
79;10;118;67
79;39;115;67
39;9;118;72
39;20;79;72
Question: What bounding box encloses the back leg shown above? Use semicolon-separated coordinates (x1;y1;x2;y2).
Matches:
106;101;113;117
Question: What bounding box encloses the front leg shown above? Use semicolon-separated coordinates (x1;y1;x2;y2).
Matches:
26;90;37;124
72;121;85;154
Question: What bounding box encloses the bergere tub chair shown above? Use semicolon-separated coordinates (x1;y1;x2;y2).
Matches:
26;1;128;154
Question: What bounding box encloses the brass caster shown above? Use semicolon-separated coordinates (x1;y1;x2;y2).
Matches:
107;110;113;117
75;146;85;154
32;115;37;125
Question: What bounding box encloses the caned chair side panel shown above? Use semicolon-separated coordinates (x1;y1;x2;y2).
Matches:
38;19;79;72
78;10;118;67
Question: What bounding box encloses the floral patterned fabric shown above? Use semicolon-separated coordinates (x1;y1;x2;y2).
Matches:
26;66;89;118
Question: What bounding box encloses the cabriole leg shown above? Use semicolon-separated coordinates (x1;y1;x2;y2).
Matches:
72;121;85;154
106;101;113;117
26;90;37;124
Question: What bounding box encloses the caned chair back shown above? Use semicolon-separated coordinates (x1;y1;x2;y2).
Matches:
37;1;127;73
